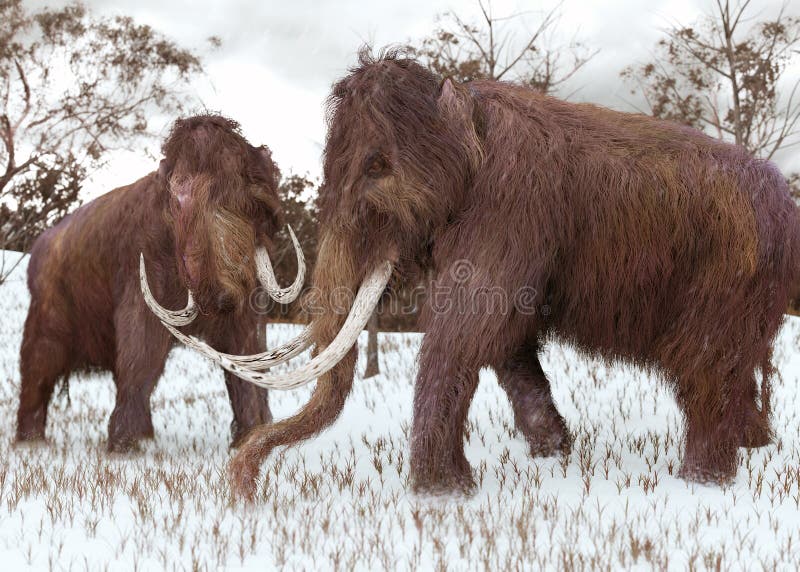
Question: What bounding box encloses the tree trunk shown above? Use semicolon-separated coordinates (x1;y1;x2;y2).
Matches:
257;319;267;353
364;311;380;378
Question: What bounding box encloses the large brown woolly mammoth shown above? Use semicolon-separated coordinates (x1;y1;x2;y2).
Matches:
163;52;800;499
18;114;304;452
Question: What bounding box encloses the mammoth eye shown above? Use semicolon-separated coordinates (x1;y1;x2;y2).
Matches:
364;152;389;178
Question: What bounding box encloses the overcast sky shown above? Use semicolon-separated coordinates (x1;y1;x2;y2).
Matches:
39;0;799;197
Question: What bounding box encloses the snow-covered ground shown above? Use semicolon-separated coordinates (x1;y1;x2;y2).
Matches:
1;252;800;570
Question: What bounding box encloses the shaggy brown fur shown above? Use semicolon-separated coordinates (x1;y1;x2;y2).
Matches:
17;114;282;451
229;49;800;498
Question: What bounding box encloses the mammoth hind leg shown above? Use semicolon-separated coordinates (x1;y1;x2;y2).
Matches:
495;343;572;458
17;334;70;442
676;372;744;484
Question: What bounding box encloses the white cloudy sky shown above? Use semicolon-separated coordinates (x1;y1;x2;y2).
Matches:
35;0;800;196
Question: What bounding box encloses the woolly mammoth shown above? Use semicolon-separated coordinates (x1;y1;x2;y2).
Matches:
18;114;304;452
149;53;800;499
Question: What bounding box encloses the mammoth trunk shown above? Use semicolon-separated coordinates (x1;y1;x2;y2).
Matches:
308;232;362;353
181;205;258;312
228;233;373;497
268;231;381;422
301;230;365;402
210;209;258;304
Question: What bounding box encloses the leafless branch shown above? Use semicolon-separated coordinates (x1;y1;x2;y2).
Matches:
11;59;31;133
495;3;560;80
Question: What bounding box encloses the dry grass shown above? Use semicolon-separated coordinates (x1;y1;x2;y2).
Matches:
1;254;800;570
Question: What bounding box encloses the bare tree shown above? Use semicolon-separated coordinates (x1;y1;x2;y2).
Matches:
408;0;597;94
0;0;209;283
621;1;800;162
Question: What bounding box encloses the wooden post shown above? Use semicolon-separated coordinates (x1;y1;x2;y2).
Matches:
364;311;380;378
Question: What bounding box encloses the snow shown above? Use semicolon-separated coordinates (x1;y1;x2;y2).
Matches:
1;251;800;569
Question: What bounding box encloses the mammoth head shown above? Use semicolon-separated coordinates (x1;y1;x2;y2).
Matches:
319;49;484;278
141;114;304;323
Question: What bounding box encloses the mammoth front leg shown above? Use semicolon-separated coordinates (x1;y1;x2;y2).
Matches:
410;335;481;493
224;374;272;448
108;300;171;453
17;333;70;441
216;322;272;448
495;343;572;457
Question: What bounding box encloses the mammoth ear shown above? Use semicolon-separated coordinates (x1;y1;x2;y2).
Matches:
437;78;484;169
158;159;172;182
438;77;460;105
253;144;281;188
257;144;273;164
437;77;464;117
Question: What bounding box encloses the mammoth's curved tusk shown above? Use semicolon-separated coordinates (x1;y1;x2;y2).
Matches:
156;320;311;370
140;254;311;369
256;225;306;304
173;261;393;390
139;254;198;326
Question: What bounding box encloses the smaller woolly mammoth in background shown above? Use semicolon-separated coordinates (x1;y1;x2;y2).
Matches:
18;114;304;452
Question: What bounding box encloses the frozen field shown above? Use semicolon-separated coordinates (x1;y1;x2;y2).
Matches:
1;251;800;570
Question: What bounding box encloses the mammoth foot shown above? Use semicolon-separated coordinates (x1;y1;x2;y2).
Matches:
737;406;772;449
16;408;48;443
409;455;477;496
526;430;573;459
516;412;572;458
678;441;738;485
106;435;146;454
15;426;46;443
738;421;772;449
106;427;154;455
677;461;737;486
410;471;477;496
107;410;154;454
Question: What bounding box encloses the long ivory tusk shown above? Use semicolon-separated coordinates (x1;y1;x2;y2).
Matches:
166;261;393;390
155;320;312;370
139;254;312;369
138;254;198;326
256;225;306;304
